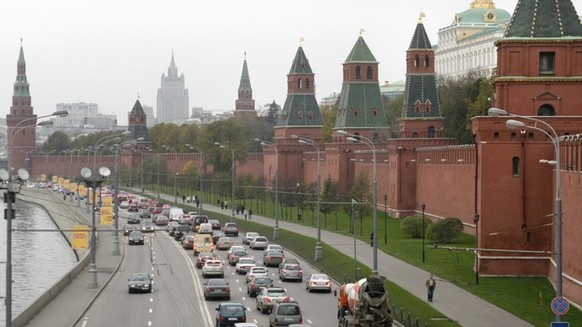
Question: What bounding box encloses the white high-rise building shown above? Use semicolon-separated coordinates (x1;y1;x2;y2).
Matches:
434;0;511;79
156;52;189;124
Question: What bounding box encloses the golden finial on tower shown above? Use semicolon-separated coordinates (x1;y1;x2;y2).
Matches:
418;11;426;23
137;93;141;100
359;28;366;37
299;37;305;47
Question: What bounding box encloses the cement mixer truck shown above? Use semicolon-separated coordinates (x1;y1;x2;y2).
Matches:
337;275;393;327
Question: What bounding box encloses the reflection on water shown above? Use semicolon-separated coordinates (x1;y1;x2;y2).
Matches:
0;199;77;323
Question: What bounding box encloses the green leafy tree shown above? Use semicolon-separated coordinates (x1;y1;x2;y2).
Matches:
321;104;338;142
43;131;71;154
381;94;404;138
265;100;280;126
427;217;464;243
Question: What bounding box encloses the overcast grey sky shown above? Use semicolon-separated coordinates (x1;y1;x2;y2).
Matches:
1;0;581;126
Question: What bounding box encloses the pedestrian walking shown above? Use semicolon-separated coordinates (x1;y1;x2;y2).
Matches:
244;209;248;220
426;276;436;302
221;201;224;210
248;209;253;220
236;206;240;215
182;195;186;203
224;201;228;210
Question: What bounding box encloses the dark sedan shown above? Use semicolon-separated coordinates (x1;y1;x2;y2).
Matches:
215;303;246;327
123;224;136;236
128;272;152;293
263;250;285;267
127;215;141;224
128;231;145;245
247;276;274;298
204;278;230;300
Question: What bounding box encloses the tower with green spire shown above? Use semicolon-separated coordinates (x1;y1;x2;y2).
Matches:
275;44;324;139
399;14;444;138
333;34;388;141
7;43;37;173
234;54;257;117
128;98;151;143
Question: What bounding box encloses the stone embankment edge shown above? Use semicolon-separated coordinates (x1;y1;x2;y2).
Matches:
11;189;123;327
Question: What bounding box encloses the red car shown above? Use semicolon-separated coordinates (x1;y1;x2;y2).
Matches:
196;252;215;269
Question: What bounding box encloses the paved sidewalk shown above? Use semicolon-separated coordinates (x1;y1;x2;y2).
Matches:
177;194;533;327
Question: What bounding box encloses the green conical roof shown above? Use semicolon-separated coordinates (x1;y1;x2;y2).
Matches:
239;59;252;91
345;36;377;63
129;99;150;142
289;46;313;74
505;0;582;38
409;22;432;50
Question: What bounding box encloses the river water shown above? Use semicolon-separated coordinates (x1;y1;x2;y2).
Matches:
0;198;77;325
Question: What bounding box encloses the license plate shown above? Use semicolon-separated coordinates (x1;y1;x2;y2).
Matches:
228;318;238;321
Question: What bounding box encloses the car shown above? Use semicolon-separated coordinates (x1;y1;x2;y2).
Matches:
128;272;152;293
255;287;291;314
123;223;136;236
263;250;285;267
198;222;213;234
216;237;234;250
269;301;302;326
202;259;224;278
142;222;155;233
228;249;249;266
182;234;196;249
139;210;152;219
305;273;332;292
247;275;274;297
174;225;192;241
167;221;180;234
223;222;239;236
128;231;145;245
249;236;268;250
128;204;139;212
192;215;210;232
119;201;130;209
212;230;227;245
278;258;299;268
178;214;192;225
246;266;268;284
215;302;247;327
193;234;215;256
127;214;141;224
228;245;246;255
236;257;257;275
154;214;169;226
203;278;230;300
243;232;259;245
264;244;284;254
209;219;222;230
196;252;215;269
279;263;303;282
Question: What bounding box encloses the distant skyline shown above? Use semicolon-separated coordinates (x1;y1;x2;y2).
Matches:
2;0;581;126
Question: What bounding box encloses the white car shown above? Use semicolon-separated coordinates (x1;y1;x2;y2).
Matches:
244;232;259;245
202;259;224;278
246;266;268;283
228;245;246;255
249;236;269;250
119;201;130;209
263;244;283;255
236;257;256;275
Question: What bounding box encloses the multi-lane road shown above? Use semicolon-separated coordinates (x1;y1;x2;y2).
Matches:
78;213;338;327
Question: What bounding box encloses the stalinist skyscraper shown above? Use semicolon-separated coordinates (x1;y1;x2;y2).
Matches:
156;52;189;124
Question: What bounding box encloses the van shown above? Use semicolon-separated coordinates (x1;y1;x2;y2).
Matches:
192;215;209;232
193;234;214;256
169;207;185;221
198;223;212;234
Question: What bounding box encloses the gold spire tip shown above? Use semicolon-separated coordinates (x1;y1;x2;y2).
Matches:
299;37;305;47
418;11;426;23
359;28;366;37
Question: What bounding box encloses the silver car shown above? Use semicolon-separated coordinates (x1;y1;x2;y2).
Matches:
202;259;224;278
249;236;268;250
269;301;302;326
305;273;332;292
255;287;291;314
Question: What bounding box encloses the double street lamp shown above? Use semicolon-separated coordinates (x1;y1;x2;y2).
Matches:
255;138;280;240
162;145;178;204
290;135;323;262
338;130;379;275
4;110;67;327
215;142;235;222
186;144;204;213
489;107;563;321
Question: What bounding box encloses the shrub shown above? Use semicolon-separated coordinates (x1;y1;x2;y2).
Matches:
400;215;433;238
426;217;464;243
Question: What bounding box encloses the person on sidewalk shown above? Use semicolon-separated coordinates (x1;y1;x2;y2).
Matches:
243;209;248;220
248;209;253;220
426;276;436;302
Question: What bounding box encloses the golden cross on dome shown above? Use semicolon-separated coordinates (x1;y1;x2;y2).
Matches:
418;11;426;23
359;28;366;37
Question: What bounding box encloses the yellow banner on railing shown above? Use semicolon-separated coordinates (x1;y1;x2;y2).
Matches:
72;225;89;249
100;207;113;225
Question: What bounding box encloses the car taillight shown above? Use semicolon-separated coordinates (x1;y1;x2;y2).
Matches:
220;316;224;322
205;288;211;292
241;316;246;322
310;282;316;286
265;298;272;303
225;287;230;292
283;296;290;302
326;281;331;286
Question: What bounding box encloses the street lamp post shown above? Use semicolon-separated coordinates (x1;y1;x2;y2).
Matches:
384;194;388;245
5;110;67;327
186;144;205;213
255;138;280;240
338;130;379;275
215;142;235;222
421;203;426;263
291;135;323;262
489;107;563;321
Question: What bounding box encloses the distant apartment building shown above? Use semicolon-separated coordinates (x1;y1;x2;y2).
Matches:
156;53;189;124
54;102;116;128
380;80;405;99
319;92;339;107
434;0;511;79
191;106;203;119
142;105;156;127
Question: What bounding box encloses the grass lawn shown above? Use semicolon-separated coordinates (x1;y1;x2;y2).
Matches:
167;192;582;326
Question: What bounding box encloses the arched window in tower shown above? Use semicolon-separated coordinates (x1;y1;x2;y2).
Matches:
307;111;314;121
428;126;435;138
538;104;555;116
372;108;378;116
424;55;430;67
355;66;362;80
306;78;310;89
353;109;359;116
297;111;304;120
415;100;422;113
297;78;302;89
424;100;432;113
366;66;373;79
412;132;419;138
414;55;420;68
512;157;520;176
